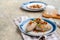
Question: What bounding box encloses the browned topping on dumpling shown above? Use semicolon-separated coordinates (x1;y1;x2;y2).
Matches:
26;18;51;32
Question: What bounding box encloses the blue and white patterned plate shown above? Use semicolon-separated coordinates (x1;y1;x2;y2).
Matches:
19;18;57;36
21;1;47;11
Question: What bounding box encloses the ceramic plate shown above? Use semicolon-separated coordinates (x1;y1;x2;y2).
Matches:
19;18;57;36
21;1;47;11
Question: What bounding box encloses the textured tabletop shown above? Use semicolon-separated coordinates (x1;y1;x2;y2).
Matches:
0;0;60;40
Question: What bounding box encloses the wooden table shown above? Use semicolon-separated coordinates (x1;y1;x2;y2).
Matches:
0;0;60;40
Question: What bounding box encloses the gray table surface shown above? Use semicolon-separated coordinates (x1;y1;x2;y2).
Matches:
0;0;60;40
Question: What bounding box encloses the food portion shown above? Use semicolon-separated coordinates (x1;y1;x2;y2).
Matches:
42;13;60;19
42;8;60;19
27;4;42;9
26;18;51;32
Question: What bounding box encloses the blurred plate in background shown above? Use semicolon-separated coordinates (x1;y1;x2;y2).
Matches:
21;1;47;11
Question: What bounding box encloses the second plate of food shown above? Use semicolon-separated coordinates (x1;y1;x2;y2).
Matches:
21;1;47;11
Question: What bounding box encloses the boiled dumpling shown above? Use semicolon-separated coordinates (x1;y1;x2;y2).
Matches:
26;21;37;32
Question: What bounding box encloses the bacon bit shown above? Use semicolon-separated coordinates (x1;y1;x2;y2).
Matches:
29;4;42;8
40;21;47;24
44;21;47;24
34;18;41;24
29;21;34;25
36;18;41;21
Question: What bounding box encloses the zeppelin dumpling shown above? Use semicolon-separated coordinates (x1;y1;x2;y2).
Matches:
26;21;37;32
